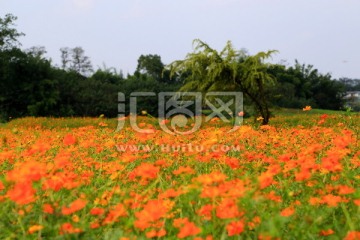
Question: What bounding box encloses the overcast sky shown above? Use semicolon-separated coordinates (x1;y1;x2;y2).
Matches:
1;0;359;79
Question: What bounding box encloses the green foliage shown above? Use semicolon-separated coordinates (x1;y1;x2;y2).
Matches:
0;13;24;51
60;46;93;76
135;54;177;84
339;78;360;91
169;39;278;124
135;54;164;80
268;61;346;110
53;69;123;117
122;73;182;116
0;48;59;118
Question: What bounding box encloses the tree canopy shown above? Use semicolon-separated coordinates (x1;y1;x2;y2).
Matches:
0;14;24;51
169;39;278;124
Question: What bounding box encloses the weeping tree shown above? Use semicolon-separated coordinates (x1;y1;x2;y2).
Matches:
168;39;277;125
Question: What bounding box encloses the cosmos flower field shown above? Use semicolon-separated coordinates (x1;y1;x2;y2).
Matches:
0;112;359;239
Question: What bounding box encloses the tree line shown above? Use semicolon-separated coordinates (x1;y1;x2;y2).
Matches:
0;14;357;123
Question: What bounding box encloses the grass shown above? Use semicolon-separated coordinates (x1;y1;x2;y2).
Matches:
271;107;357;116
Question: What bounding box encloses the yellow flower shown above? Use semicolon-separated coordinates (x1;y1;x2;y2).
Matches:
141;110;148;115
302;106;312;111
72;214;80;223
28;225;43;234
256;116;264;121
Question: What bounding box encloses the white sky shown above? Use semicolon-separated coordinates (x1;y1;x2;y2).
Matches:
1;0;359;78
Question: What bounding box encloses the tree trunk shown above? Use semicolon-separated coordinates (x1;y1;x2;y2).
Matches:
236;78;270;125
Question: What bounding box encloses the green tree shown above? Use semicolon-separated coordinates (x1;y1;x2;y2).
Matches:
268;61;345;110
24;51;59;116
135;54;164;80
92;67;124;85
0;48;59;118
339;78;360;91
52;69;84;116
168;39;277;124
26;46;47;58
268;63;315;108
0;14;24;51
135;54;176;83
60;46;93;76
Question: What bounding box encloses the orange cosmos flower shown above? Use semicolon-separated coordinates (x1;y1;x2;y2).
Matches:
173;217;189;228
333;134;352;149
321;153;342;172
103;203;127;224
43;204;54;214
319;229;334;236
338;185;355;195
178;222;201;238
63;134;77;146
131;163;160;180
62;199;87;215
154;159;169;167
309;197;321;206
197;204;213;220
90;222;100;229
6;161;47;183
146;229;166;238
194;172;227;185
280;206;295;217
59;222;82;235
200;186;222;198
193;236;214;240
226;220;244;236
90;207;105;215
42;173;68;192
216;198;241;219
7;181;36;205
98;122;108;127
295;169;311;181
321;194;342;207
134;199;173;230
265;191;282;203
173;218;201;239
225;157;240;169
344;231;360;240
248;216;261;230
53;152;72;169
158;188;183;199
173;166;195;175
258;172;274;189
